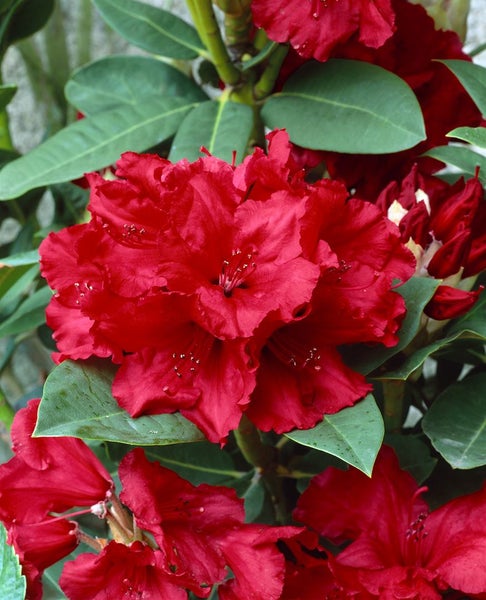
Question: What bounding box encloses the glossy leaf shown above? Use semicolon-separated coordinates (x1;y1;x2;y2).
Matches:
35;360;205;445
169;99;253;163
385;433;437;484
0;285;52;337
285;394;384;476
0;0;54;53
0;522;26;600
0;84;16;111
0;264;38;318
447;126;486;148
344;277;440;375
424;144;486;184
0;249;38;266
261;60;426;153
439;59;486;115
93;0;205;59
66;55;207;115
0;96;197;199
423;373;486;469
142;442;242;485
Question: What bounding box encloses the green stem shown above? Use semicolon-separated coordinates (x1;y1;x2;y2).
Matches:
75;0;92;67
234;415;288;523
253;44;289;100
0;110;13;150
381;379;405;433
214;0;252;49
0;387;14;431
186;0;240;85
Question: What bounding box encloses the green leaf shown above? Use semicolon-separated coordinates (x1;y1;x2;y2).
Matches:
423;373;486;469
343;277;441;376
0;522;26;600
35;360;205;445
447;126;486;148
424;145;486;185
261;60;426;153
439;59;486;115
0;0;54;53
0;263;38;318
142;442;242;485
0;85;16;111
169;99;253;163
0;285;51;337
285;394;384;476
0;96;197;200
0;249;38;266
66;55;207;115
93;0;205;59
384;433;437;484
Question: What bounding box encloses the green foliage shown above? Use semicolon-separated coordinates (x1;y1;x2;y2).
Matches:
261;60;426;153
439;59;486;115
0;0;54;57
425;145;486;184
35;360;205;444
0;85;16;112
285;394;384;476
423;373;486;469
65;55;207;115
169;99;253;162
92;0;205;59
0;97;197;199
0;522;26;600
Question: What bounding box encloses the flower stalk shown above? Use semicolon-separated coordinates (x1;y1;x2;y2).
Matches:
185;0;240;85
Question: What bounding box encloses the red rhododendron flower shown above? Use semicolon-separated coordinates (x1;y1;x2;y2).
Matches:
60;541;190;600
118;448;299;599
251;0;395;62
295;446;486;598
376;165;485;319
40;130;414;441
0;399;114;598
322;0;483;198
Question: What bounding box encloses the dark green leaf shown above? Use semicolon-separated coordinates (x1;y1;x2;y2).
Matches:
0;97;197;200
285;394;384;476
439;59;486;115
35;360;205;444
384;433;437;484
261;60;426;153
0;263;38;318
448;291;486;339
0;0;54;53
423;145;486;185
0;85;16;111
423;373;486;469
66;55;207;115
169;99;253;163
344;277;441;376
0;522;26;600
0;285;51;337
142;442;242;485
93;0;205;59
447;126;486;148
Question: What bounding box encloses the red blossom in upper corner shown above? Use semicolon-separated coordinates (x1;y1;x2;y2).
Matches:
321;0;484;198
251;0;395;62
39;130;414;442
375;165;485;320
294;446;486;598
0;399;114;599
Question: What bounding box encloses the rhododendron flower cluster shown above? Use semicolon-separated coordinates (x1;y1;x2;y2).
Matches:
0;401;299;599
39;131;415;443
376;165;486;319
293;446;486;598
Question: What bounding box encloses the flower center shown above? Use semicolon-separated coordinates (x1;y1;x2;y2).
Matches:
218;248;256;297
268;329;322;371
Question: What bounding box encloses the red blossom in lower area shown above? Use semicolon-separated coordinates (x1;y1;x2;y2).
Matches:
39;131;414;442
294;446;486;598
0;399;114;598
251;0;395;62
375;165;485;319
